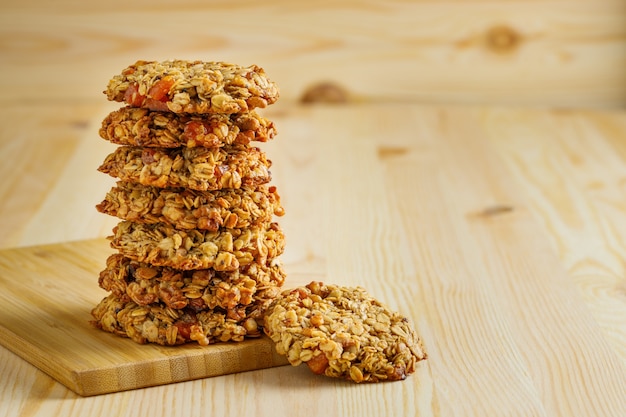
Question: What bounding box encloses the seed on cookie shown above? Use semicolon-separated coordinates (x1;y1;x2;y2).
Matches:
264;281;427;383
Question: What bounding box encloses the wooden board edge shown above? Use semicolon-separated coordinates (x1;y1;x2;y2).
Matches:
0;324;84;394
71;336;290;396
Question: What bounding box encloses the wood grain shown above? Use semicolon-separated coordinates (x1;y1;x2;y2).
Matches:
1;103;626;415
485;108;626;364
0;103;120;249
2;0;626;413
0;0;625;107
0;239;291;396
304;106;626;416
387;108;626;416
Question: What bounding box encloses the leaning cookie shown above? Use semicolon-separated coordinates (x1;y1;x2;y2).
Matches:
98;145;271;191
104;60;279;114
109;221;285;271
91;293;270;346
100;107;277;148
264;281;427;383
99;253;285;312
97;181;284;231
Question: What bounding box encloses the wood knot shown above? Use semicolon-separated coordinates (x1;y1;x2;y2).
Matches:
378;146;409;159
485;25;521;54
468;204;515;220
70;120;89;130
300;81;349;104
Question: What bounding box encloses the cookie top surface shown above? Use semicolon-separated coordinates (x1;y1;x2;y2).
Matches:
105;60;279;114
264;281;427;383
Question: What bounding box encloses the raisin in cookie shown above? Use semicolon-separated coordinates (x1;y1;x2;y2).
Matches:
264;281;427;383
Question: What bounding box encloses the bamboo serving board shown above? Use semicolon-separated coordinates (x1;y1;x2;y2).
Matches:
0;238;289;396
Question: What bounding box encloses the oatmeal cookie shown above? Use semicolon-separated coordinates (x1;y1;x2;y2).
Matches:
264;281;427;383
104;60;279;114
98;145;271;191
100;106;277;148
99;253;285;312
97;181;284;231
91;293;270;346
109;221;285;271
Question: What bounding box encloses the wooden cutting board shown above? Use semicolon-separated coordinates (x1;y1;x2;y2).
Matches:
0;238;289;396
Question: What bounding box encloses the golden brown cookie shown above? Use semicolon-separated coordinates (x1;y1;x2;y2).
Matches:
99;253;285;312
109;221;285;271
99;106;277;148
97;181;284;232
98;145;271;191
91;293;271;346
264;281;427;383
104;60;279;114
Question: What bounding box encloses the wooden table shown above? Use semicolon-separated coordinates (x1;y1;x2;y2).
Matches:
1;101;625;416
2;1;626;413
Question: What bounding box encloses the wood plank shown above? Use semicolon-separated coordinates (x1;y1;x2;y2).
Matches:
0;239;290;396
0;1;624;107
0;103;120;249
1;104;625;415
305;106;626;416
485;108;626;364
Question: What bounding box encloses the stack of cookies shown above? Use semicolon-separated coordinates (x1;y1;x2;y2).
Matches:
90;60;285;346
